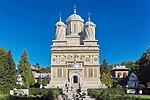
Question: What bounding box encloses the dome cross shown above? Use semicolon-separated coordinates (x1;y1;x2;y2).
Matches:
73;5;77;14
59;12;62;21
88;12;91;21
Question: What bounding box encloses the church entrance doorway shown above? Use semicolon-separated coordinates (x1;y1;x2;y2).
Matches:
73;76;78;83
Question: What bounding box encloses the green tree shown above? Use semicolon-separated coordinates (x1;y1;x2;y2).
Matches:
101;59;111;74
37;77;42;85
7;50;16;86
137;47;150;85
40;66;51;73
18;49;35;87
35;63;40;70
101;59;112;86
0;48;9;87
0;48;16;88
101;73;113;86
46;76;50;84
42;77;48;86
121;60;138;73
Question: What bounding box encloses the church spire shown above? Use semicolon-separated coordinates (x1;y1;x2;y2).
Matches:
74;5;77;14
59;16;62;21
59;12;62;21
88;12;91;21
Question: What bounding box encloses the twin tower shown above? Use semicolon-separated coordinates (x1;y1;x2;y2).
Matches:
49;8;101;92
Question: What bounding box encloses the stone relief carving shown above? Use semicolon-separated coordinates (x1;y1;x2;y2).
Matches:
86;56;90;62
94;57;98;62
61;57;65;62
67;55;72;60
52;56;57;63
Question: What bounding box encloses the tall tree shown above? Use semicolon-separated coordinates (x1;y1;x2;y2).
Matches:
101;59;112;86
121;60;138;73
137;47;150;85
101;73;113;86
37;77;42;85
40;66;51;73
35;63;40;70
0;48;16;88
0;48;9;87
101;59;111;74
7;50;16;86
18;49;35;87
42;77;48;86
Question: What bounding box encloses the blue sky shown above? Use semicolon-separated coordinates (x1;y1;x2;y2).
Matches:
0;0;150;67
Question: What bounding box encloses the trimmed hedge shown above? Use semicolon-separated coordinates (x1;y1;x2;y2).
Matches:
87;88;125;100
9;88;62;100
1;88;63;100
87;88;125;96
29;88;62;99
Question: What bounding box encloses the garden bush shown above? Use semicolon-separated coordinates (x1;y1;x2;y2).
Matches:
146;82;150;87
88;88;125;100
29;88;62;99
0;88;11;94
88;88;125;96
9;88;62;100
137;84;145;89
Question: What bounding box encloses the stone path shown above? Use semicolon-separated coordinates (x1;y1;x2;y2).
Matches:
57;90;95;100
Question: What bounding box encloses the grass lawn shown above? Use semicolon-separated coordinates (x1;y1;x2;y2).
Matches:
0;94;9;100
126;94;150;99
112;94;150;99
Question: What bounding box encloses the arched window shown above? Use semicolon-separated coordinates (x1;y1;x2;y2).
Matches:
123;72;127;78
117;72;121;78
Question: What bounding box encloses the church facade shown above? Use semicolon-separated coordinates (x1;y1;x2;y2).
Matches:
49;8;101;91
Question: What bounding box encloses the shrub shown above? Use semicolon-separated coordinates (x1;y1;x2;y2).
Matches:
29;88;62;99
96;90;110;100
15;84;26;89
88;88;125;100
146;82;150;87
137;84;145;89
0;88;11;94
42;77;48;86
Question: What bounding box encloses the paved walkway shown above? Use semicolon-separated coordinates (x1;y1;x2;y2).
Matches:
57;90;95;100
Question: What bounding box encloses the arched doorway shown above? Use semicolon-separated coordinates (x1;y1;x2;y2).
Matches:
73;76;78;83
70;72;81;84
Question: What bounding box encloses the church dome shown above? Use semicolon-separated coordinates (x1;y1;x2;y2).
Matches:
66;9;84;22
55;17;66;26
85;21;96;26
85;16;96;26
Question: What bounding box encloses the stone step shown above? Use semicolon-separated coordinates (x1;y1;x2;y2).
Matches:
60;90;96;100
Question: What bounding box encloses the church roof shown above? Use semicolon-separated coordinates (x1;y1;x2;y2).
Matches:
85;16;96;26
112;65;129;71
129;73;138;81
85;13;96;27
85;20;96;26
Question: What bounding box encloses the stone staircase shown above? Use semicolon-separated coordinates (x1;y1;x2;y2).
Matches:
56;83;95;100
57;88;95;100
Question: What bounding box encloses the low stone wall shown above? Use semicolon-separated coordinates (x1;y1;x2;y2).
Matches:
10;89;29;95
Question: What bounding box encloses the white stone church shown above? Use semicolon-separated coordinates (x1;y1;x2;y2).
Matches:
49;8;101;92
